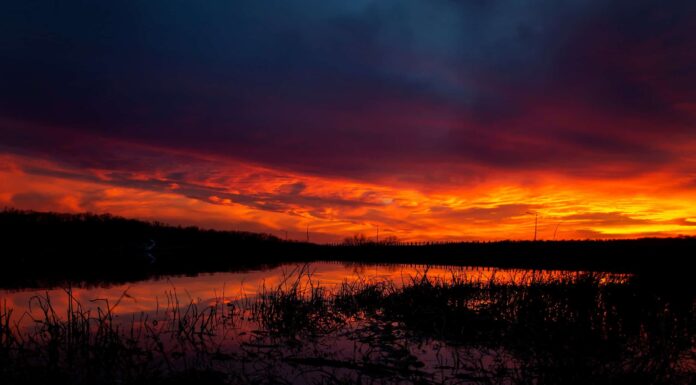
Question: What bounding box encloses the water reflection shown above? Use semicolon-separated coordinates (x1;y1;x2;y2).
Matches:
0;262;629;326
1;262;693;385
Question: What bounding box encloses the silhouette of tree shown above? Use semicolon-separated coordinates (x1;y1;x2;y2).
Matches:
342;233;368;246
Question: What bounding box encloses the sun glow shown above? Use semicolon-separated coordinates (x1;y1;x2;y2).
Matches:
3;152;696;243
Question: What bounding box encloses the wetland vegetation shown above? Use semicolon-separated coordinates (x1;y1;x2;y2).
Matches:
1;265;694;385
1;210;695;384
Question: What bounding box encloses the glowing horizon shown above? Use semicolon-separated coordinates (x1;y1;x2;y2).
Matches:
3;144;696;243
1;1;695;242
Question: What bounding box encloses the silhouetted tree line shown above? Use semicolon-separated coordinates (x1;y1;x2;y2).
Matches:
330;235;696;275
2;209;696;288
0;209;319;288
342;234;400;246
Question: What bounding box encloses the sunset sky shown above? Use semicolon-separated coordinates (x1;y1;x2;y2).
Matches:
1;1;696;242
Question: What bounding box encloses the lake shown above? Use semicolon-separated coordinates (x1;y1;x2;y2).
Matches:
1;262;694;385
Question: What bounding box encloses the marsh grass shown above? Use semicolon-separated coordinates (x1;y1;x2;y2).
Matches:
251;270;695;384
0;285;249;385
0;268;694;385
252;266;340;338
1;298;14;359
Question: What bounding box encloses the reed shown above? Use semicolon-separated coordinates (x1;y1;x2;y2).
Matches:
0;270;693;385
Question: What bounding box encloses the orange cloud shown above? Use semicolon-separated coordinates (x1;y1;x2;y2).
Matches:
3;151;696;243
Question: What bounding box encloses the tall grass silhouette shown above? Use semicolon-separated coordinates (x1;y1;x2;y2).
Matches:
1;268;693;384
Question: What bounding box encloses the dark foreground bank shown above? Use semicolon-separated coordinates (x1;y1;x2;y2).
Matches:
2;209;696;288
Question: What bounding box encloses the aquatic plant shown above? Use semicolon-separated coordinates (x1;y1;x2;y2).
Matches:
0;269;694;384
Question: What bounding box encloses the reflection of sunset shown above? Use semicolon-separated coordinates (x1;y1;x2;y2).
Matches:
2;2;694;383
2;151;696;242
0;262;628;329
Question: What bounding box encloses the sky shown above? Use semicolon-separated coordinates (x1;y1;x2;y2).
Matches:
1;0;696;242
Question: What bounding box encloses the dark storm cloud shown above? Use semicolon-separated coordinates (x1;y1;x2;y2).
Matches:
1;0;694;182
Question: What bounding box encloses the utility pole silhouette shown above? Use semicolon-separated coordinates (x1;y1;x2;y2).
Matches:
526;211;538;241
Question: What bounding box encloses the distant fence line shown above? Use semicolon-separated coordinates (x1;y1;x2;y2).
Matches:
324;241;489;247
317;259;506;272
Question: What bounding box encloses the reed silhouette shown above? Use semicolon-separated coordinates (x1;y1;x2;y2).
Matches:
0;269;693;384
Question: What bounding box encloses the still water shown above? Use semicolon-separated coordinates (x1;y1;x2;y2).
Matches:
1;262;693;385
0;262;627;324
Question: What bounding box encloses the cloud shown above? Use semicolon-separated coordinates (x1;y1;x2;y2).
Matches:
2;1;694;183
11;192;71;211
428;204;540;223
1;1;696;240
3;151;696;241
558;212;653;227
